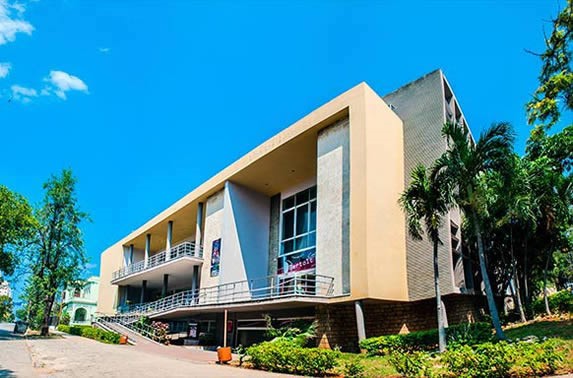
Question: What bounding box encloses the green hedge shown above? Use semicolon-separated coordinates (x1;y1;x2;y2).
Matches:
440;339;565;378
57;324;120;344
247;339;339;376
533;290;573;315
359;322;492;355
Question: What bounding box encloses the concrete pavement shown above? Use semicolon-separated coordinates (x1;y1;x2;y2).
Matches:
0;323;291;377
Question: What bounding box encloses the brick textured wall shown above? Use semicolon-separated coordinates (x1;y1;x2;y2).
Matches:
383;70;461;301
316;295;486;352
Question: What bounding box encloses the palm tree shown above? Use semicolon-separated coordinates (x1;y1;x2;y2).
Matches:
399;164;451;352
496;155;536;323
433;121;514;340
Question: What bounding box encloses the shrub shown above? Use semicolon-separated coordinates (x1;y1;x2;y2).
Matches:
388;351;432;378
510;339;565;377
342;359;365;377
533;290;573;315
441;342;512;378
440;339;565;378
360;322;492;355
247;339;339;376
57;324;120;344
59;311;70;326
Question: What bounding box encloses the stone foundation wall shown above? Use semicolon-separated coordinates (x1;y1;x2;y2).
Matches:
316;294;487;352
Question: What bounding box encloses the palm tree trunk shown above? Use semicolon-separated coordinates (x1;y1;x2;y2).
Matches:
472;210;505;339
433;239;446;352
543;251;552;316
510;226;527;322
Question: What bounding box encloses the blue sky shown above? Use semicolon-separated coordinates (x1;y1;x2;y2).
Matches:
0;0;567;290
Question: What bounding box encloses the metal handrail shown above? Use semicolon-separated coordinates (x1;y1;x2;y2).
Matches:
96;315;159;342
120;273;335;316
112;241;203;281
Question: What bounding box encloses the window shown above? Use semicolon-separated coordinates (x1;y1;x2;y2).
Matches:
74;308;87;322
74;288;81;298
278;186;317;276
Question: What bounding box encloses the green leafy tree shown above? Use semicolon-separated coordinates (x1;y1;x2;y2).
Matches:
527;0;572;129
0;295;14;322
495;155;536;322
24;169;89;335
0;186;34;276
399;165;450;352
434;122;514;340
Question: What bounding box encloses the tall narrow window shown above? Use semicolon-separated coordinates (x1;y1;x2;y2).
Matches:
278;186;317;276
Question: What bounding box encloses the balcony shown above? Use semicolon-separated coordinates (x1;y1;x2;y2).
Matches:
111;241;203;285
120;274;335;317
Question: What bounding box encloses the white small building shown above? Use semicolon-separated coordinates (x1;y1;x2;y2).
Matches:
0;280;11;298
63;276;100;325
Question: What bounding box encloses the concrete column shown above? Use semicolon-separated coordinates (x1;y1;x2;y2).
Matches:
129;244;134;265
162;274;169;298
140;280;147;303
124;285;130;306
166;221;173;261
144;233;151;268
191;266;200;302
355;300;366;342
195;202;204;256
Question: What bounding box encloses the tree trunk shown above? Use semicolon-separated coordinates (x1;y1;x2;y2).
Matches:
40;293;56;336
523;238;530;308
543;251;552;316
510;226;527;322
433;238;446;352
472;210;505;339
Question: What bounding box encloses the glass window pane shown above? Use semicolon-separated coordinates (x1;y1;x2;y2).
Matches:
295;235;307;250
281;239;294;255
308;231;316;247
282;210;294;240
296;205;309;235
309;186;317;200
309;201;317;231
296;189;309;205
283;196;295;210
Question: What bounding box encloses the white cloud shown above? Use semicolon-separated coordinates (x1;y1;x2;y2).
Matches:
98;47;110;54
44;70;88;100
11;84;37;102
0;0;34;45
0;62;10;78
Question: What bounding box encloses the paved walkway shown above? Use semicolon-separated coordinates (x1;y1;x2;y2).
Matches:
0;323;291;377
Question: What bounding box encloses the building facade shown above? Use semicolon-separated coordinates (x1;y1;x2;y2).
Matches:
64;276;100;325
0;279;11;298
97;70;485;351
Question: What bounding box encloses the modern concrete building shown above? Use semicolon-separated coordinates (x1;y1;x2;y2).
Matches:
63;276;100;325
97;70;484;351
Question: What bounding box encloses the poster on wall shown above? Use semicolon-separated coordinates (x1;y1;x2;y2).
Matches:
277;249;316;275
210;238;221;277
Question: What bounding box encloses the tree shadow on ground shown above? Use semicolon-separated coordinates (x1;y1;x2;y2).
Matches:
0;368;16;377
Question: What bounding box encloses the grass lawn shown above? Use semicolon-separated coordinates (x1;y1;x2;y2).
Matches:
335;352;397;377
334;316;573;377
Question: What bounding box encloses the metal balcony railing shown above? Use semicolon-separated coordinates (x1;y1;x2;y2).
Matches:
112;241;203;282
120;273;335;316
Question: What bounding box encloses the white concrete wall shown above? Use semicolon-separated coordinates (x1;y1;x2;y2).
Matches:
200;190;225;289
220;182;270;292
316;118;350;295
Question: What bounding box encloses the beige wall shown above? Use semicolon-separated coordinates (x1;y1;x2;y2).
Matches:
363;86;408;301
97;244;123;314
